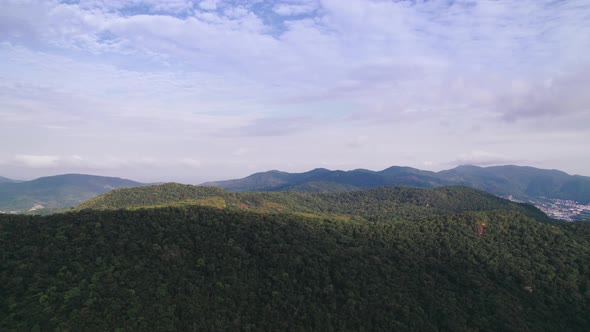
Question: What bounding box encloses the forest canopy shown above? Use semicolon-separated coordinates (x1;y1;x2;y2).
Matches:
2;197;589;330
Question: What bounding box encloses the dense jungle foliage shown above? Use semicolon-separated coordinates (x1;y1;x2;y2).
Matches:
2;203;589;331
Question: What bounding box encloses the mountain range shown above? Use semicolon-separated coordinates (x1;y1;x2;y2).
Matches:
0;174;144;214
1;164;589;216
203;165;590;204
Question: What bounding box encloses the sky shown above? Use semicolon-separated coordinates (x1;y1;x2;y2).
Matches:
1;0;589;183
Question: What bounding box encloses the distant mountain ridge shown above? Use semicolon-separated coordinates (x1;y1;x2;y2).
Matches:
0;174;144;214
0;176;20;184
202;165;590;204
202;166;443;192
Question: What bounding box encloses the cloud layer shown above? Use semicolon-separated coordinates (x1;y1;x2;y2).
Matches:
1;0;589;182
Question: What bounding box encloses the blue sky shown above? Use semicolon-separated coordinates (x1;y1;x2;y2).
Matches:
1;0;589;183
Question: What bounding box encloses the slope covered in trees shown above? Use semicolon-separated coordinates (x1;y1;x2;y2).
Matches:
74;183;549;222
1;206;589;331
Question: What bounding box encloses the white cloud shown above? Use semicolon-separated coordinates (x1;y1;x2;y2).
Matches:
346;135;369;149
10;155;83;168
180;158;202;167
3;154;203;173
199;0;221;11
494;68;590;121
231;148;250;157
1;0;589;180
273;2;318;16
451;151;519;167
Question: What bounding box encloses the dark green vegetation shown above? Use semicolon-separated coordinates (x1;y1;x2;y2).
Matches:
0;174;144;214
75;183;549;222
2;203;589;330
203;165;590;203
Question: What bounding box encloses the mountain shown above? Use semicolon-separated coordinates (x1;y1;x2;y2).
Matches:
437;165;590;201
203;165;590;204
282;180;362;193
75;183;549;222
202;168;333;191
2;202;588;330
0;174;144;214
202;165;590;221
203;166;444;192
0;176;20;184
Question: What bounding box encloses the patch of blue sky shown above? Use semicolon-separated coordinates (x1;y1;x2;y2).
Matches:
220;0;321;37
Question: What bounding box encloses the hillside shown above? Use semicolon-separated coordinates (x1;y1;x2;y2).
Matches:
1;205;588;330
75;183;549;222
282;181;362;193
0;174;144;214
202;165;590;211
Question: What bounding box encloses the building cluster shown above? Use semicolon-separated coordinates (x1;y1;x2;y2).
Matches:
506;195;590;221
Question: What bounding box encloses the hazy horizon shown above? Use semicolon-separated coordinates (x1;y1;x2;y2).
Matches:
3;163;590;185
1;0;589;183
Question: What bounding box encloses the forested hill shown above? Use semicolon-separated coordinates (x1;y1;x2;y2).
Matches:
0;174;144;214
202;164;590;203
1;206;589;330
74;183;549;222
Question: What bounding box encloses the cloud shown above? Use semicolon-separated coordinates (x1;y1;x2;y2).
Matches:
346;135;369;149
10;155;83;168
273;2;318;16
232;148;251;156
179;158;202;167
198;0;220;11
449;151;522;167
0;43;263;133
495;68;590;121
231;116;313;137
2;154;205;170
1;0;590;180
